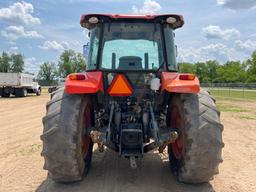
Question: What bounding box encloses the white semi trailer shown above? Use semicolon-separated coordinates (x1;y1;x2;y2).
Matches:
0;73;41;97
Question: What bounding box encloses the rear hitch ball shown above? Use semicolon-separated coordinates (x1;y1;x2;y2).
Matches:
158;130;179;153
170;131;179;142
90;131;104;152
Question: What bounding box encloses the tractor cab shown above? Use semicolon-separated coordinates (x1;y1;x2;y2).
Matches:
76;14;193;95
82;14;183;72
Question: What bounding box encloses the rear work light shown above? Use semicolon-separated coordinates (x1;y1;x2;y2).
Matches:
179;74;196;80
166;17;177;24
88;17;99;24
69;73;86;80
108;74;134;96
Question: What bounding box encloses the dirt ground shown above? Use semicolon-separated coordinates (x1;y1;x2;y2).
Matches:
0;93;256;192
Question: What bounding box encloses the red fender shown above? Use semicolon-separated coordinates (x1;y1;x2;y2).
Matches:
65;72;104;94
161;72;200;93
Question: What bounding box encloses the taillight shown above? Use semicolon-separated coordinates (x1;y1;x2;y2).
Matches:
69;73;86;80
179;74;195;80
108;74;133;96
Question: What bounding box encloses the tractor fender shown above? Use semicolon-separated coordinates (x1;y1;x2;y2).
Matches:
65;71;104;94
161;72;200;93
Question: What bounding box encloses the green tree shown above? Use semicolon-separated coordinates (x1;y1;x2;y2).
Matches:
205;60;220;83
58;49;86;78
38;62;57;85
178;62;195;73
194;62;209;83
10;53;24;72
245;51;256;82
0;52;11;72
217;61;246;83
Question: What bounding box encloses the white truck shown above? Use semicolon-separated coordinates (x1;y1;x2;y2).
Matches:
0;73;41;97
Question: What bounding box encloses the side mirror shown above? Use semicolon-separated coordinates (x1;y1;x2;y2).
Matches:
83;43;89;58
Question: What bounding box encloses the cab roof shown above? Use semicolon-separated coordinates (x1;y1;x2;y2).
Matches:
80;14;184;30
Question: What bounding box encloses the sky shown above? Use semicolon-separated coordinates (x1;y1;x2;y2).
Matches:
0;0;256;73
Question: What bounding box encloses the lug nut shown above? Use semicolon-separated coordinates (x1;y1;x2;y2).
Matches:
90;131;102;143
90;131;105;152
170;131;178;143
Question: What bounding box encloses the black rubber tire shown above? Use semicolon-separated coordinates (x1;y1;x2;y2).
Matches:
168;90;224;183
48;87;57;94
2;92;10;98
36;88;41;96
15;88;27;97
48;88;52;93
40;88;93;182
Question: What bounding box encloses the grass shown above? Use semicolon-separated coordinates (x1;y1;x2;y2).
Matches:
217;103;248;113
240;115;256;120
41;86;50;94
216;98;256;120
209;88;256;101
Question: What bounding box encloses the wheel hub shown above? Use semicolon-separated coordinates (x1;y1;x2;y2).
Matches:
171;106;184;159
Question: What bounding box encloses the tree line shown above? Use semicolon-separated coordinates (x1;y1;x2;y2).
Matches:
179;51;256;83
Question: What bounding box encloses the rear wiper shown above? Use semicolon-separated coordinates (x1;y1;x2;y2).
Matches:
107;19;111;32
156;61;165;73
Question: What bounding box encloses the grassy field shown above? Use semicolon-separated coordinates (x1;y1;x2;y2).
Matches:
215;94;256;120
41;87;49;94
209;88;256;101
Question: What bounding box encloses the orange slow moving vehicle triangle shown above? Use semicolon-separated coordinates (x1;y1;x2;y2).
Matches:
108;74;134;96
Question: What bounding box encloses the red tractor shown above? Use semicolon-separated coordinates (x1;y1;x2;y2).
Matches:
41;14;224;183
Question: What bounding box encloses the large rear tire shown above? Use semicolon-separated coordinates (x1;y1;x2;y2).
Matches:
167;91;224;183
40;88;93;182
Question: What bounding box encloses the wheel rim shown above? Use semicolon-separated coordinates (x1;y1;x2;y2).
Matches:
81;106;92;159
24;89;27;96
171;105;184;159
